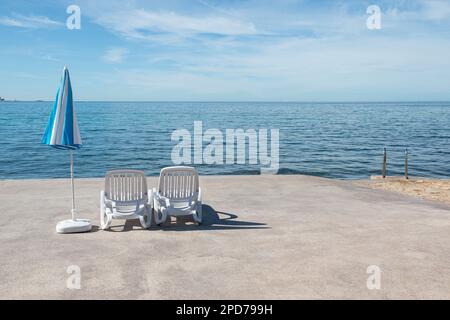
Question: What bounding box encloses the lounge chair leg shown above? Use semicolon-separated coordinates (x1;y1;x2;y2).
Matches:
139;216;150;229
101;214;112;230
100;190;112;230
154;208;167;226
139;207;152;229
193;203;202;225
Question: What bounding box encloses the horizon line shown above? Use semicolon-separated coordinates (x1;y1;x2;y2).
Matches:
2;100;450;103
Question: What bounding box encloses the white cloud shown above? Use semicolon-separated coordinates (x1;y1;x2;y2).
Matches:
422;0;450;21
94;9;258;40
382;0;450;24
102;48;128;64
0;14;63;28
84;31;450;101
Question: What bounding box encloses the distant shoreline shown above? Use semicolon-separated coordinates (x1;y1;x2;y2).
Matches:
2;100;450;103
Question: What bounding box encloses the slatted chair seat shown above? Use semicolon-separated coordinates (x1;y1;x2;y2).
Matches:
153;166;202;225
100;170;152;230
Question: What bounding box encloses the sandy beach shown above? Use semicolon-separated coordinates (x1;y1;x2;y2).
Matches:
357;176;450;206
0;175;449;299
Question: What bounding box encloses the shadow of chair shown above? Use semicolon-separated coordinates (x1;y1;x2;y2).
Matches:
158;204;269;231
105;219;148;232
99;204;269;232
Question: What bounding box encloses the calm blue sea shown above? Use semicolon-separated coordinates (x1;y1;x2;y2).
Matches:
0;101;449;179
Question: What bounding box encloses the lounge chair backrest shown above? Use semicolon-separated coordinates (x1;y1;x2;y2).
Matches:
105;170;147;202
158;166;199;199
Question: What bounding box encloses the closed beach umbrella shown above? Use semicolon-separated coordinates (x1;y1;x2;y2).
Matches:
42;67;91;233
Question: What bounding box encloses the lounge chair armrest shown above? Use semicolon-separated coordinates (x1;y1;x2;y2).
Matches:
190;188;202;206
154;191;171;208
110;200;117;214
164;197;170;207
148;189;154;207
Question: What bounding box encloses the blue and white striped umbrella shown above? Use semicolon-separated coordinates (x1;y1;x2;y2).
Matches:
42;67;82;149
41;67;90;232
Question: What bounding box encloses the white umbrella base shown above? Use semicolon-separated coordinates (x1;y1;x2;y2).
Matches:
56;219;92;234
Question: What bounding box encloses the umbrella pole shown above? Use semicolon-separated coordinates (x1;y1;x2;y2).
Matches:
70;150;76;220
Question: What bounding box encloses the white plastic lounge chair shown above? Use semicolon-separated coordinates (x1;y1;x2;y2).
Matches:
153;166;202;225
100;170;152;230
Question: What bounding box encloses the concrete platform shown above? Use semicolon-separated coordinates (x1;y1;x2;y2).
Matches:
0;175;449;299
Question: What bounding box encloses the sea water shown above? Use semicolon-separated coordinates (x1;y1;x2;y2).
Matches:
0;101;449;179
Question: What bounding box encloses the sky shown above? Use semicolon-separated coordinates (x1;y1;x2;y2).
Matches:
0;0;450;101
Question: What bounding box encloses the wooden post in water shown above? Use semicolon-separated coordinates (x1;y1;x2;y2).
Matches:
382;148;387;178
405;148;409;180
